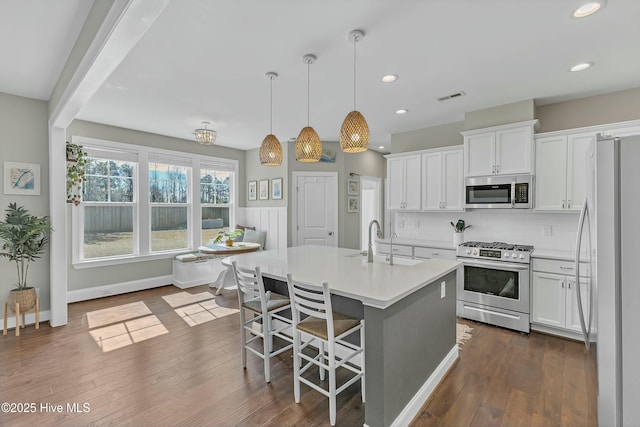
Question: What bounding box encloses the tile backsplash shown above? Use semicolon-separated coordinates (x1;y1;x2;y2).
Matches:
393;210;580;251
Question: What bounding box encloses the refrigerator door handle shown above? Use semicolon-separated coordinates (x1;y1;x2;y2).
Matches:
575;197;593;349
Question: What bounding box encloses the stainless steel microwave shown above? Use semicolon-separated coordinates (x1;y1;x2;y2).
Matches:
465;175;533;209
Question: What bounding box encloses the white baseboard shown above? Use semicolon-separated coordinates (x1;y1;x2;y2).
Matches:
390;345;459;427
531;323;596;343
1;310;51;331
67;275;174;303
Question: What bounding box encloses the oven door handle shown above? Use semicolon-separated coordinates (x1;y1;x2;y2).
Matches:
458;259;530;271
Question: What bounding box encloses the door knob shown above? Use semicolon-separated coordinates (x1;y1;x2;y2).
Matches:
328;231;334;236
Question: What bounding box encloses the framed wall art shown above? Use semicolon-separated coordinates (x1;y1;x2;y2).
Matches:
248;180;257;201
347;196;359;213
4;162;41;195
271;178;283;200
259;179;269;200
347;178;359;195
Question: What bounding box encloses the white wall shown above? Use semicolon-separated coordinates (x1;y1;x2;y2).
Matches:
393;210;579;251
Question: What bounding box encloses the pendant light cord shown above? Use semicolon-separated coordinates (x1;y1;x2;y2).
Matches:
307;60;311;126
353;37;357;110
270;77;273;134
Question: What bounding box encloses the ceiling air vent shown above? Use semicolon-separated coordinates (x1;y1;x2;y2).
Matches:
437;91;466;102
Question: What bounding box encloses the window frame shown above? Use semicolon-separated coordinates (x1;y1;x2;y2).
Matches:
71;137;238;269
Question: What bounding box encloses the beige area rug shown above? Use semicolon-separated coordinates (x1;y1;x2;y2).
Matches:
456;323;473;347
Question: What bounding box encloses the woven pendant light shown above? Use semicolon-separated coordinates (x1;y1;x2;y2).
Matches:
340;30;369;153
259;72;282;166
296;54;322;162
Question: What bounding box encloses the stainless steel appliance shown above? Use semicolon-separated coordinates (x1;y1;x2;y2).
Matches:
465;174;533;209
456;241;533;333
595;134;640;426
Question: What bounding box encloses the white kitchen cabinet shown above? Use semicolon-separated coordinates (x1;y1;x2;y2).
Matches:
462;120;538;177
387;154;421;210
535;131;596;211
376;243;413;257
531;258;593;334
422;147;463;211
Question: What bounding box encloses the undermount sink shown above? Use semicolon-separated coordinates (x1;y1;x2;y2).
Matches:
346;253;424;266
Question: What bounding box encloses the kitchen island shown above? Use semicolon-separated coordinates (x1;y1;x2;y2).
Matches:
223;245;461;427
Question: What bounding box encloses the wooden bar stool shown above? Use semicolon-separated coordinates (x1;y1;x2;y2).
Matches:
231;261;293;383
286;273;365;426
3;298;39;337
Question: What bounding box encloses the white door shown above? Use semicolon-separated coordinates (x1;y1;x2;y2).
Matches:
403;155;422;210
360;176;382;251
566;132;596;211
294;172;338;247
566;278;591;333
531;271;566;328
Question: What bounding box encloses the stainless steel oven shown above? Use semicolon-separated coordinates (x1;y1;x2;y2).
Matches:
456;242;533;333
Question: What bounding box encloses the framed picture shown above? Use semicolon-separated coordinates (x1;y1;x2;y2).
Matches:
347;196;359;213
248;181;257;201
347;178;359;195
259;179;269;200
4;162;40;195
271;178;283;200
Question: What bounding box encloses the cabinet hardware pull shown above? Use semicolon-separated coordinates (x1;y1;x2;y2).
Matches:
561;280;565;288
560;266;574;270
568;199;572;208
496;164;500;173
562;200;565;209
492;165;495;174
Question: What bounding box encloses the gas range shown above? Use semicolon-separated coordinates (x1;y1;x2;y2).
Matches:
457;241;534;264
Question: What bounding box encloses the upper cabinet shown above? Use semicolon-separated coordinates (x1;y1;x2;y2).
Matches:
422;147;464;211
461;120;539;177
387;154;421;210
535;131;597;211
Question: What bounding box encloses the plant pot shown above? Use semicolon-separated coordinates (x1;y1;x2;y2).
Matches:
225;239;234;247
453;232;464;247
8;287;37;312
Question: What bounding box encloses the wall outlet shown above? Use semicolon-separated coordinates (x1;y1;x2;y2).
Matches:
543;225;552;236
441;281;446;299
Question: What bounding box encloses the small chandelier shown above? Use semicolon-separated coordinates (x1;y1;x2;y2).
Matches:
194;121;217;145
296;54;322;162
259;72;283;166
340;30;369;153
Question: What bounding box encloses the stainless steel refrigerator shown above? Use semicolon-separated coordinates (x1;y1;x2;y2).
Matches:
595;134;640;426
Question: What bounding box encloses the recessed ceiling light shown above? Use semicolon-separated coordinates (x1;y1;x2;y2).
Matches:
381;74;398;83
573;2;603;18
378;146;385;150
395;109;408;115
570;62;593;72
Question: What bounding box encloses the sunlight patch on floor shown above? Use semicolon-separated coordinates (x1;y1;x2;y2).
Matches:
164;291;238;326
86;301;152;329
88;314;168;352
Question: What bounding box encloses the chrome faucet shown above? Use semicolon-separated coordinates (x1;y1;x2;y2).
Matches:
367;220;383;263
389;232;398;266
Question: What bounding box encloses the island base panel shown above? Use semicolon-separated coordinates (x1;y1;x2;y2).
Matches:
364;271;457;427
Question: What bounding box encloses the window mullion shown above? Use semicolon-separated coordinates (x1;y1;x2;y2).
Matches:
192;158;202;248
138;151;150;255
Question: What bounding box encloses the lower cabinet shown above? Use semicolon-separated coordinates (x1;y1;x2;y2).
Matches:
531;259;592;334
376;243;456;260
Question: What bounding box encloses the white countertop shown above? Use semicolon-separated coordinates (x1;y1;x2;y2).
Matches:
376;238;455;250
223;245;461;309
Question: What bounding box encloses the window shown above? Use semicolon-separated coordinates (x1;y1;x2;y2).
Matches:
200;162;234;244
72;137;238;267
81;148;137;259
149;155;191;252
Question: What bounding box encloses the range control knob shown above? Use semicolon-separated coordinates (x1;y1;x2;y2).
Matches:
519;254;525;259
472;250;478;256
466;249;471;255
511;253;517;258
504;253;510;258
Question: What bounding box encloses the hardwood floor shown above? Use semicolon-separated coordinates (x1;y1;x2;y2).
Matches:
412;319;598;427
0;285;596;427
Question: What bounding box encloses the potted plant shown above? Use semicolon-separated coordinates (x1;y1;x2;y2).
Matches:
450;219;471;246
0;203;52;312
66;141;87;206
214;230;243;247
